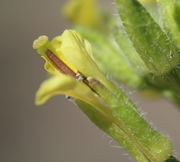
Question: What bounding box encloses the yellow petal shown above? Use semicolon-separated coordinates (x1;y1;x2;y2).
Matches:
35;74;107;116
36;75;73;105
33;30;116;95
60;30;107;83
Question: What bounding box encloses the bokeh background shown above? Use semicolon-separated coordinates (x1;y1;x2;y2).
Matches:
1;0;180;161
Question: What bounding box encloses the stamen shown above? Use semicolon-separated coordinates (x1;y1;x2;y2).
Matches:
46;49;78;79
46;49;98;94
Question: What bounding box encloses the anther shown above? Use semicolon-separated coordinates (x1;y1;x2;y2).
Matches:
46;49;78;79
45;50;98;94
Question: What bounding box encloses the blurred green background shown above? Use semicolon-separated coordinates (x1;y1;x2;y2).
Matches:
0;0;180;161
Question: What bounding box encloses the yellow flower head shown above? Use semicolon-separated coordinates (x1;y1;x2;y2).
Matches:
33;30;109;114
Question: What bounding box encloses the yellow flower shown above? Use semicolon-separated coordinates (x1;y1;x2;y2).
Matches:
62;0;101;27
33;30;173;162
33;30;104;79
33;30;111;115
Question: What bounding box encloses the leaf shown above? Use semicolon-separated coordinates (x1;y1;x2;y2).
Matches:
159;0;180;48
116;0;180;75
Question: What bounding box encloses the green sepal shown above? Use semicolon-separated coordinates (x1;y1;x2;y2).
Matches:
89;78;172;162
87;77;172;162
76;99;149;162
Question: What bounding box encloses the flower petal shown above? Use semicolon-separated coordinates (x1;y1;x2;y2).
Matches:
36;75;74;105
35;74;106;116
60;30;107;83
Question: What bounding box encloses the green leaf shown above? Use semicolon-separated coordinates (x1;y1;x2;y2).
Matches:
159;0;180;48
116;0;180;75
